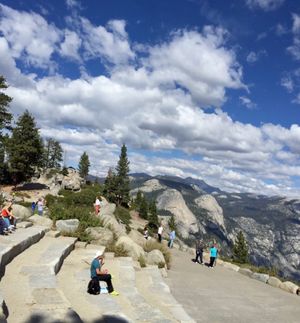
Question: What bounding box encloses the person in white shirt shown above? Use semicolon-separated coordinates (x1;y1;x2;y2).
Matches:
94;196;101;215
158;224;163;243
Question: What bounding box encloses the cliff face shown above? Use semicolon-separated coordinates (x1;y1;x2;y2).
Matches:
130;174;300;281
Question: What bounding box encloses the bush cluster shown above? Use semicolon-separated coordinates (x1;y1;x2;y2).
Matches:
45;184;103;241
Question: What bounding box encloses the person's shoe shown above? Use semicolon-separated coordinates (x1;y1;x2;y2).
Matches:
110;290;119;296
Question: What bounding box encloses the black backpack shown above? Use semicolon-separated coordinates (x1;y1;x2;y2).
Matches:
87;278;100;295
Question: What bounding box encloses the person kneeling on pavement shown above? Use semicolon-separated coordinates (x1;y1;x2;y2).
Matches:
90;252;119;296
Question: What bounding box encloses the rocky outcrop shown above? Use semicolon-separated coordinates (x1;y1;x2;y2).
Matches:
28;215;53;229
157;189;198;238
56;219;79;233
12;204;32;220
194;194;225;230
85;227;114;246
33;167;84;193
131;179;166;194
116;236;145;260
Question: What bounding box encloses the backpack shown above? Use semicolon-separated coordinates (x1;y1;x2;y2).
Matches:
87;278;100;295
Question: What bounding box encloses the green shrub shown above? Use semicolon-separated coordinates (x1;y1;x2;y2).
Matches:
143;240;171;269
158;261;165;269
105;241;129;257
138;255;146;268
114;206;131;225
19;201;32;208
46;169;60;179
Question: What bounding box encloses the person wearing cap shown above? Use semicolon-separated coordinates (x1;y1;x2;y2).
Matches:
90;252;119;296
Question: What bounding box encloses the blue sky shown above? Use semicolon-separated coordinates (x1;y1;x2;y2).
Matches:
1;0;300;196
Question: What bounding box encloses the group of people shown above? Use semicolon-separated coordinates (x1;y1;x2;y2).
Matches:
143;223;176;249
31;197;44;215
194;239;219;268
0;201;17;235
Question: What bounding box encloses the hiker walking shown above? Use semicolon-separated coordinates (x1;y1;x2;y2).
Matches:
37;198;44;216
209;243;218;268
194;239;204;264
94;196;102;215
158;223;163;243
168;230;176;248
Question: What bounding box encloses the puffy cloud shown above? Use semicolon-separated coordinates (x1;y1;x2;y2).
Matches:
281;76;294;93
245;0;285;11
145;26;244;106
0;4;61;69
80;18;135;65
59;30;82;61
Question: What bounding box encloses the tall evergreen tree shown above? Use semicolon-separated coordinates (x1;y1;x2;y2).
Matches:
148;199;159;225
78;152;90;178
168;215;177;231
103;168;118;203
233;231;249;264
7;110;43;183
0;76;12;183
0;75;12;134
44;138;63;168
139;196;148;220
115;144;130;206
133;190;143;211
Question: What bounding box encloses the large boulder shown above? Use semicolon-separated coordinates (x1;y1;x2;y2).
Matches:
146;249;165;266
238;268;253;278
252;273;269;283
128;230;146;246
12;204;32;220
267;276;282;288
85;227;114;246
116;236;145;260
56;219;79;233
28;215;53;229
279;281;299;294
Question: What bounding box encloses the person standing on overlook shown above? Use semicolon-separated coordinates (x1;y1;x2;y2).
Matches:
158;223;163;243
94;196;102;215
194;239;204;264
209;243;218;268
168;230;176;248
37;198;44;216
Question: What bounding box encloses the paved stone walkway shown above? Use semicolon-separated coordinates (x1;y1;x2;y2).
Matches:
165;249;300;323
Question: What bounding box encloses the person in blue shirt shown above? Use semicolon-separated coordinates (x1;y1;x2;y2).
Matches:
168;230;176;248
209;243;218;268
90;252;119;296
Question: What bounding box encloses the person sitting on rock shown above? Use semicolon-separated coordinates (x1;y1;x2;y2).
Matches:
0;214;8;235
90;252;119;296
1;204;16;230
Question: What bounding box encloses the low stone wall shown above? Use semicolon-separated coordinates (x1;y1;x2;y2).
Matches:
218;261;300;297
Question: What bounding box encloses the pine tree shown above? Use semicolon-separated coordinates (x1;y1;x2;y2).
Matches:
78;151;90;178
148;200;159;226
233;231;249;264
115;144;130;206
103;168;118;203
44;138;63;169
139;196;148;219
0;76;12;183
133;190;143;211
168;215;177;231
7;110;43;183
0;75;12;135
